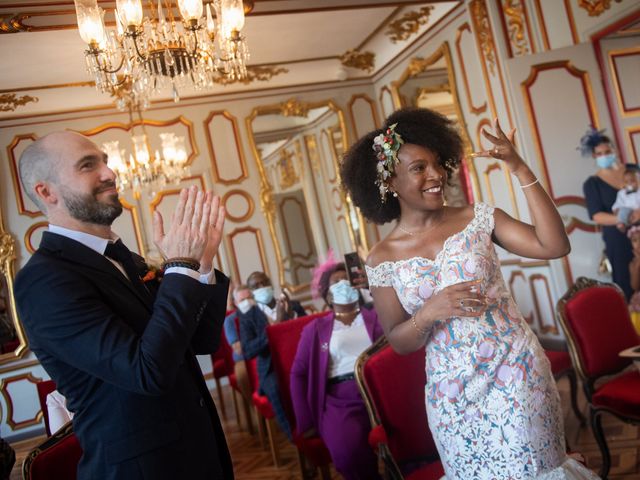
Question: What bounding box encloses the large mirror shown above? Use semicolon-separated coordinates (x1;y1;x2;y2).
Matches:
0;206;28;364
246;99;365;296
391;42;475;206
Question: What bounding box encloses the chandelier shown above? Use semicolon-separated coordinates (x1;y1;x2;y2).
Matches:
73;0;249;107
102;102;191;197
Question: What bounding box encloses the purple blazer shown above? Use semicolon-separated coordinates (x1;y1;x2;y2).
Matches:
290;307;384;435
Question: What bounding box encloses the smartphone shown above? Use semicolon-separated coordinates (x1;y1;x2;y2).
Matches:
344;252;367;288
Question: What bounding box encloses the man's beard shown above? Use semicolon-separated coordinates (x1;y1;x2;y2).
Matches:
60;182;123;226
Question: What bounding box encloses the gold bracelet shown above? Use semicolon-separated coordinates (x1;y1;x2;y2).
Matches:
410;314;429;336
520;178;539;189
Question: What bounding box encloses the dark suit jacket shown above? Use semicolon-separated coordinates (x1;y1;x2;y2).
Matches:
15;232;234;480
237;306;272;389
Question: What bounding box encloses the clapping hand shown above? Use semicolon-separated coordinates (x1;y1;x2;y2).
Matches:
471;118;526;175
153;186;225;271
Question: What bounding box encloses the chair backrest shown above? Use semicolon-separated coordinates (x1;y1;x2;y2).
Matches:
211;325;234;377
22;422;82;480
245;357;259;394
36;379;57;436
356;337;439;466
266;312;328;427
556;277;640;382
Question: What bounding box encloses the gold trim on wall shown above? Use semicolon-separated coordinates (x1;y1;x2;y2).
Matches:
0;204;29;365
226;226;269;283
482;162;502;205
469;0;497;76
303;134;330;249
607;47;640;117
626;126;640;164
0;372;43;430
499;0;534;56
508;270;534;325
347;93;381;139
521;60;600;200
529;273;559;334
455;23;487;115
23;221;48;255
532;0;551;51
148;175;207;215
385;5;434;43
7;133;42;218
222;189;255;223
79;115;199;167
119;198;145;257
204;110;249;185
0;93;38;112
340;49;376;72
378;86;394;119
577;0;623;17
563;0;580;44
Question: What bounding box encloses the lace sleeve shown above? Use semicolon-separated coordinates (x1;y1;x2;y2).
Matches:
474;202;495;233
365;262;394;288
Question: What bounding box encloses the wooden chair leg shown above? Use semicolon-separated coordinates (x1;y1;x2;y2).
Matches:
230;387;242;430
567;369;586;426
265;417;281;467
319;464;331;480
255;408;267;450
590;408;610;479
214;377;227;420
242;396;255;435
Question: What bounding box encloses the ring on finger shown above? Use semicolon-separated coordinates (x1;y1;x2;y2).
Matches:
459;299;464;307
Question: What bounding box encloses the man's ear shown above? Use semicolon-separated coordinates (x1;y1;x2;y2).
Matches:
34;181;58;207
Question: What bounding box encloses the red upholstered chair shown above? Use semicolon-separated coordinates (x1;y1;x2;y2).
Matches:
543;348;585;426
210;327;235;421
556;277;640;479
36;379;57;436
22;422;82;480
355;337;444;480
266;312;332;480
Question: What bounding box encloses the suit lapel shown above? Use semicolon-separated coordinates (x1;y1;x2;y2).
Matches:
40;232;153;310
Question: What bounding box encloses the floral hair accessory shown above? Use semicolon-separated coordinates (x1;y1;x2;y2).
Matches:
373;123;404;201
627;225;640;239
578;125;608;157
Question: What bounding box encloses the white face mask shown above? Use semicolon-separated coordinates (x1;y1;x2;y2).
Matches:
329;279;359;305
237;298;255;314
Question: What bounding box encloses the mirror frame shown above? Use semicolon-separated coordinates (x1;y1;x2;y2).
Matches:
246;98;359;293
390;41;480;199
0;204;28;364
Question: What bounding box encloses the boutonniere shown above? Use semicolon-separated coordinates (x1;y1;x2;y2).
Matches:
142;263;163;283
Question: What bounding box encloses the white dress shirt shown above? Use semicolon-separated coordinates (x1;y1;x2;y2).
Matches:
328;313;372;378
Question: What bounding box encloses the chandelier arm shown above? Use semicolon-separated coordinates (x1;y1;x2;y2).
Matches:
130;33;150;63
91;49;127;76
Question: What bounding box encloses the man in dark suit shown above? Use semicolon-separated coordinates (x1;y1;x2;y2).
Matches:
14;131;234;479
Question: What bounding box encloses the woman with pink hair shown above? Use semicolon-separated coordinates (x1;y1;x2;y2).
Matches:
290;252;383;480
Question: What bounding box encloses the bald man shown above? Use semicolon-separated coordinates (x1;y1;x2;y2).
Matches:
14;132;234;479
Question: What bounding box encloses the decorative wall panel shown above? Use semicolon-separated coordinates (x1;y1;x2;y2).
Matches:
529;274;559;334
455;23;488;115
0;372;43;430
6;133;41;218
608;47;640;116
23;221;48;255
627;126;640;164
226;227;269;283
204;110;249;185
222;189;254;223
348;94;381;138
508;270;535;325
148;175;207;218
378;86;395;119
496;0;536;57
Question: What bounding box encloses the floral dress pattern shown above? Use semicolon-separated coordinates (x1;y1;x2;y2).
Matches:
366;203;599;479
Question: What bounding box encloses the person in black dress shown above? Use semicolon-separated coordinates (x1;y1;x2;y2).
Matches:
581;127;634;298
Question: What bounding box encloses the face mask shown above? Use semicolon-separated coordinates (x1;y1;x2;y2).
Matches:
252;286;274;305
596;153;616;169
237;298;255;314
329;280;359;305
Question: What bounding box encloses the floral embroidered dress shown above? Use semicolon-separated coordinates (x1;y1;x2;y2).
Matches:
366;203;599;479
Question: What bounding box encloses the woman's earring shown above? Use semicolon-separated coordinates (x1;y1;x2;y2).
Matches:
392;191;398;197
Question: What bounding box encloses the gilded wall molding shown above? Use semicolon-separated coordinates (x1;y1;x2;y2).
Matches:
455;23;488;115
577;0;623;17
278;98;310;118
222;189;255;223
211;65;289;86
470;0;497;76
501;0;532;56
0;93;38;112
0;373;43;430
226;226;269;283
339;49;375;72
204;110;249;186
508;270;535;325
7;133;42;218
385;6;434;43
347;93;381;138
529;274;559;334
23;221;48;255
278;147;300;189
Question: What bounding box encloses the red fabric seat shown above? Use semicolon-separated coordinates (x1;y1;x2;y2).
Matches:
545;349;572;373
356;337;443;479
210;325;234;420
22;423;82;480
36;379;57;436
557;277;640;478
266;312;332;478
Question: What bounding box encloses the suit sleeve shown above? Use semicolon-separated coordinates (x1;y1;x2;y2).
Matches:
290;324;314;434
189;269;229;354
238;307;269;360
16;263;218;396
292;301;307;318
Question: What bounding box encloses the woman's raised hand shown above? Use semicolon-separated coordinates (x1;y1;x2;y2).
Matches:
471;118;526;174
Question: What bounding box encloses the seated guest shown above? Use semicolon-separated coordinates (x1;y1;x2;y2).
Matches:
223;284;254;400
291;259;383;480
246;271;306;323
238;298;292;439
46;389;74;433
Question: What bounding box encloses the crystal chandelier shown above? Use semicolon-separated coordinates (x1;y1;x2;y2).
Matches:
74;0;249;107
102;103;191;197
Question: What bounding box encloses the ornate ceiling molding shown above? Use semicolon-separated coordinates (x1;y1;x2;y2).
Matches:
278;98;310;118
470;0;497;76
340;49;375;72
209;65;288;86
0;93;38;112
385;6;434;43
577;0;623;17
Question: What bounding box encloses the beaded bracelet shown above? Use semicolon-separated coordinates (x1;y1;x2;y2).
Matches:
162;257;200;272
410;314;429;336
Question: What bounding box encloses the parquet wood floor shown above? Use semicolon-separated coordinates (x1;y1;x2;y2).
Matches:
9;375;639;479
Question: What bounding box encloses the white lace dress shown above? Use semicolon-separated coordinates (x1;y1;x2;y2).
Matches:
366;203;599;480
